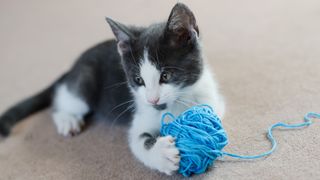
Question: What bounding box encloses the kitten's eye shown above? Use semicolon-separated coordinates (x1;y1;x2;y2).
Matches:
134;76;144;86
160;72;171;83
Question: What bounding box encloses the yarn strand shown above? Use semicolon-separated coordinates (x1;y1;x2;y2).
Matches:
222;112;319;159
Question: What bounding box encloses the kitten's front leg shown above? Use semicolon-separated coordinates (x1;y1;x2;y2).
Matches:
128;116;180;175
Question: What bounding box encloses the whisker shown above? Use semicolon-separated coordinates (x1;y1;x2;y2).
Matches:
175;91;190;95
168;91;199;107
129;46;140;67
162;66;185;71
104;81;128;90
159;93;173;101
149;51;160;67
174;100;192;108
155;48;160;66
177;97;198;105
109;103;135;130
179;73;201;78
108;100;135;114
159;91;198;109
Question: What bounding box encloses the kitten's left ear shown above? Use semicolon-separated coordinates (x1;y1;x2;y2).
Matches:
165;3;199;47
106;17;134;55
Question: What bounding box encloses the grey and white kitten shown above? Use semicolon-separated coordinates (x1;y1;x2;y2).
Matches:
0;3;225;175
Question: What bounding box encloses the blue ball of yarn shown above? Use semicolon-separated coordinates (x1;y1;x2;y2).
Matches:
160;105;228;177
160;105;320;177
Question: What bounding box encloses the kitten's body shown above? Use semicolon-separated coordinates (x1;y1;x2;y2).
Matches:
0;3;224;175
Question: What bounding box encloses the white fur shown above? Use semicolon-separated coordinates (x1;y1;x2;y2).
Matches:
136;49;182;107
191;65;225;118
52;84;89;136
128;49;225;175
139;49;161;104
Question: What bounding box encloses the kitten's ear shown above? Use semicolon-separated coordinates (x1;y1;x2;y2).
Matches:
106;17;134;55
165;3;199;47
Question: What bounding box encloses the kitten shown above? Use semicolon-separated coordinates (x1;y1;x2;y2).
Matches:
0;3;225;175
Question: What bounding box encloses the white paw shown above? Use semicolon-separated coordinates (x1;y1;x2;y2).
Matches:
52;112;84;136
152;136;180;175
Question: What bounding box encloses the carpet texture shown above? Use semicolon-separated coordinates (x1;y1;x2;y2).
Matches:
0;0;319;179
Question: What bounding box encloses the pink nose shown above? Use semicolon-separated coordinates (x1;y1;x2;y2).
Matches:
148;97;160;105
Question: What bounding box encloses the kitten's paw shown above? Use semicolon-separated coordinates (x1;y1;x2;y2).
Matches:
52;112;84;137
152;135;180;175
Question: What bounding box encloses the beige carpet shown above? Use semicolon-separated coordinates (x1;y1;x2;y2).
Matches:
0;0;320;179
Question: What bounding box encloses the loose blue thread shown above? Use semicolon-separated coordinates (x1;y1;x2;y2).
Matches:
160;105;319;177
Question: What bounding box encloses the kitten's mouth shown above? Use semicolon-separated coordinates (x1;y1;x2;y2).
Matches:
153;103;167;111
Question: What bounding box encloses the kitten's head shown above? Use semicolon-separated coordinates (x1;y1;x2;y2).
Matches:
107;3;202;110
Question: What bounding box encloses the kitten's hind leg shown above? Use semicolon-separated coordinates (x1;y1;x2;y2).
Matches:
52;62;99;136
52;84;90;136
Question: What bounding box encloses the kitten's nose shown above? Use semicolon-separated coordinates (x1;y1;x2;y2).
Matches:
148;97;160;105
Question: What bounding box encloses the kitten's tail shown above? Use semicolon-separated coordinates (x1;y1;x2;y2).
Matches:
0;74;67;136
